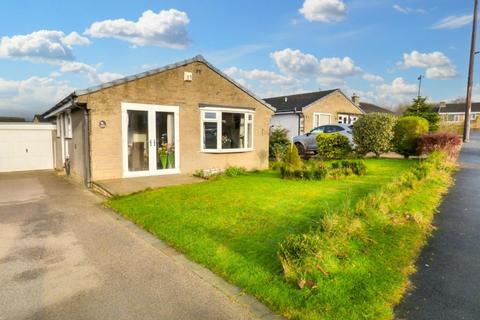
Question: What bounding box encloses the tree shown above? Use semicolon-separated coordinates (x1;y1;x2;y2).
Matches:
393;116;429;158
352;113;397;157
403;97;440;132
269;126;290;161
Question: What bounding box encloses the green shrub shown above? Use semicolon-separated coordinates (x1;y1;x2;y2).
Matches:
281;160;327;180
353;113;397;157
224;166;247;177
330;160;367;177
269;126;291;161
403;97;440;132
316;133;352;160
393;116;429;158
283;144;303;168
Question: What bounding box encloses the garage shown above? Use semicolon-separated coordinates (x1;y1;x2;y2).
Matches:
0;123;55;172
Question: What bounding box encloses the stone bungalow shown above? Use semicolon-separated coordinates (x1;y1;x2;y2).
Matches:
42;56;275;187
265;89;365;139
433;101;480;129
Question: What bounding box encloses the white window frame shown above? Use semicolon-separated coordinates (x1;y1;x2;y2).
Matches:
64;110;73;138
200;106;255;153
444;114;460;122
313;112;331;128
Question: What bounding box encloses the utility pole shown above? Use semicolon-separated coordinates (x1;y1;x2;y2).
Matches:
417;75;423;98
464;0;478;143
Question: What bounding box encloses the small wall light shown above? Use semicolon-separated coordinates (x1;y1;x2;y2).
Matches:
99;120;107;128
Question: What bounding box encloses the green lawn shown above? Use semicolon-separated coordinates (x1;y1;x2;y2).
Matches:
107;159;418;319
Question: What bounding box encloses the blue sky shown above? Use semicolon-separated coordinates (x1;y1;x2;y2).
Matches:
0;0;477;118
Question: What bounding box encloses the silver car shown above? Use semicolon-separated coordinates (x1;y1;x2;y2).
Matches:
293;124;353;155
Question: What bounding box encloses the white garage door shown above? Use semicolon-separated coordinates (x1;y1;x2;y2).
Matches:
0;124;55;172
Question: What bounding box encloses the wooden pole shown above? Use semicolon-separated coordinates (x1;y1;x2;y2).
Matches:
464;0;478;143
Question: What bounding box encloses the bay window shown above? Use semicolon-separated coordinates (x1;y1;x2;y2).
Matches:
201;107;254;152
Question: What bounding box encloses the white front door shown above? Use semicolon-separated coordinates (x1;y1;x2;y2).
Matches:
122;103;180;178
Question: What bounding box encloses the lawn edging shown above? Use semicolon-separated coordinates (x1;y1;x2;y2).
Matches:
102;203;285;320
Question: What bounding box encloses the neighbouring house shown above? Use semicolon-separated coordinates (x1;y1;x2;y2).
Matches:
432;101;480;128
41;55;275;187
357;102;394;114
0;116;25;122
32;114;49;122
265;89;364;139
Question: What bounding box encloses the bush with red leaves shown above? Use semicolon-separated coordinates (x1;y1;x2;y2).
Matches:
417;132;462;160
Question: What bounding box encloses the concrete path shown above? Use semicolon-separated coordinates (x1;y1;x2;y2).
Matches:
396;131;480;320
0;171;265;320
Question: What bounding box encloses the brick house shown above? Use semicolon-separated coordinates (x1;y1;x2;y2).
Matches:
42;56;275;187
265;89;365;139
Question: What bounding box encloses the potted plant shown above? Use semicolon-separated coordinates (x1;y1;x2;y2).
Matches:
158;143;168;169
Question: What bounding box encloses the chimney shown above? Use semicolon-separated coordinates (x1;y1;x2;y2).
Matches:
352;93;360;107
284;97;288;103
439;101;446;108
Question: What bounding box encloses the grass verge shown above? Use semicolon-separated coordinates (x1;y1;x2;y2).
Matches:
106;156;453;319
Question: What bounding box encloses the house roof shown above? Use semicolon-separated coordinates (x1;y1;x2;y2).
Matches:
432;102;480;113
263;89;339;113
42;55;275;118
358;102;394;114
0;116;26;122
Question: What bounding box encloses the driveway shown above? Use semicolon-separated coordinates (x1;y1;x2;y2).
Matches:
396;131;480;319
0;171;257;320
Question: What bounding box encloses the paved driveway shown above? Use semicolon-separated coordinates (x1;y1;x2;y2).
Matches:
396;131;480;319
0;171;255;320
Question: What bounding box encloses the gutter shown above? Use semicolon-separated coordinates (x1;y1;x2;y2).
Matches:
82;106;92;188
43;94;76;119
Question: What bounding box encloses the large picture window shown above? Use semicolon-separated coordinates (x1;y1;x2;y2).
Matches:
201;108;254;152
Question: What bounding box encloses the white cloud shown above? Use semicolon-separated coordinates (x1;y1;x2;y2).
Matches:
270;48;318;75
224;67;298;86
318;57;362;77
299;0;347;23
271;48;362;79
0;30;90;62
392;4;426;14
370;77;417;106
59;61;123;84
0;76;73;118
63;31;91;46
425;66;457;80
224;66;304;97
432;14;471;30
85;9;190;48
400;50;457;80
316;76;345;88
378;77;417;95
363;73;384;82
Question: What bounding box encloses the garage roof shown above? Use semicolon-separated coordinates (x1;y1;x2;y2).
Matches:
263;89;338;113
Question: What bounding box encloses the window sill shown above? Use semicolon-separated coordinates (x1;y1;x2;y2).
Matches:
201;149;254;154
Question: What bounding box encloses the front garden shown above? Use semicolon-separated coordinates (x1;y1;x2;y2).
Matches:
108;102;460;320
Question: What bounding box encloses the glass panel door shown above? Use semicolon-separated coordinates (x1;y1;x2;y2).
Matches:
123;103;179;177
127;110;149;172
155;111;176;170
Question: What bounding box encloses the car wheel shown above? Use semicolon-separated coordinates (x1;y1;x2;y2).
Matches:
294;142;306;157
